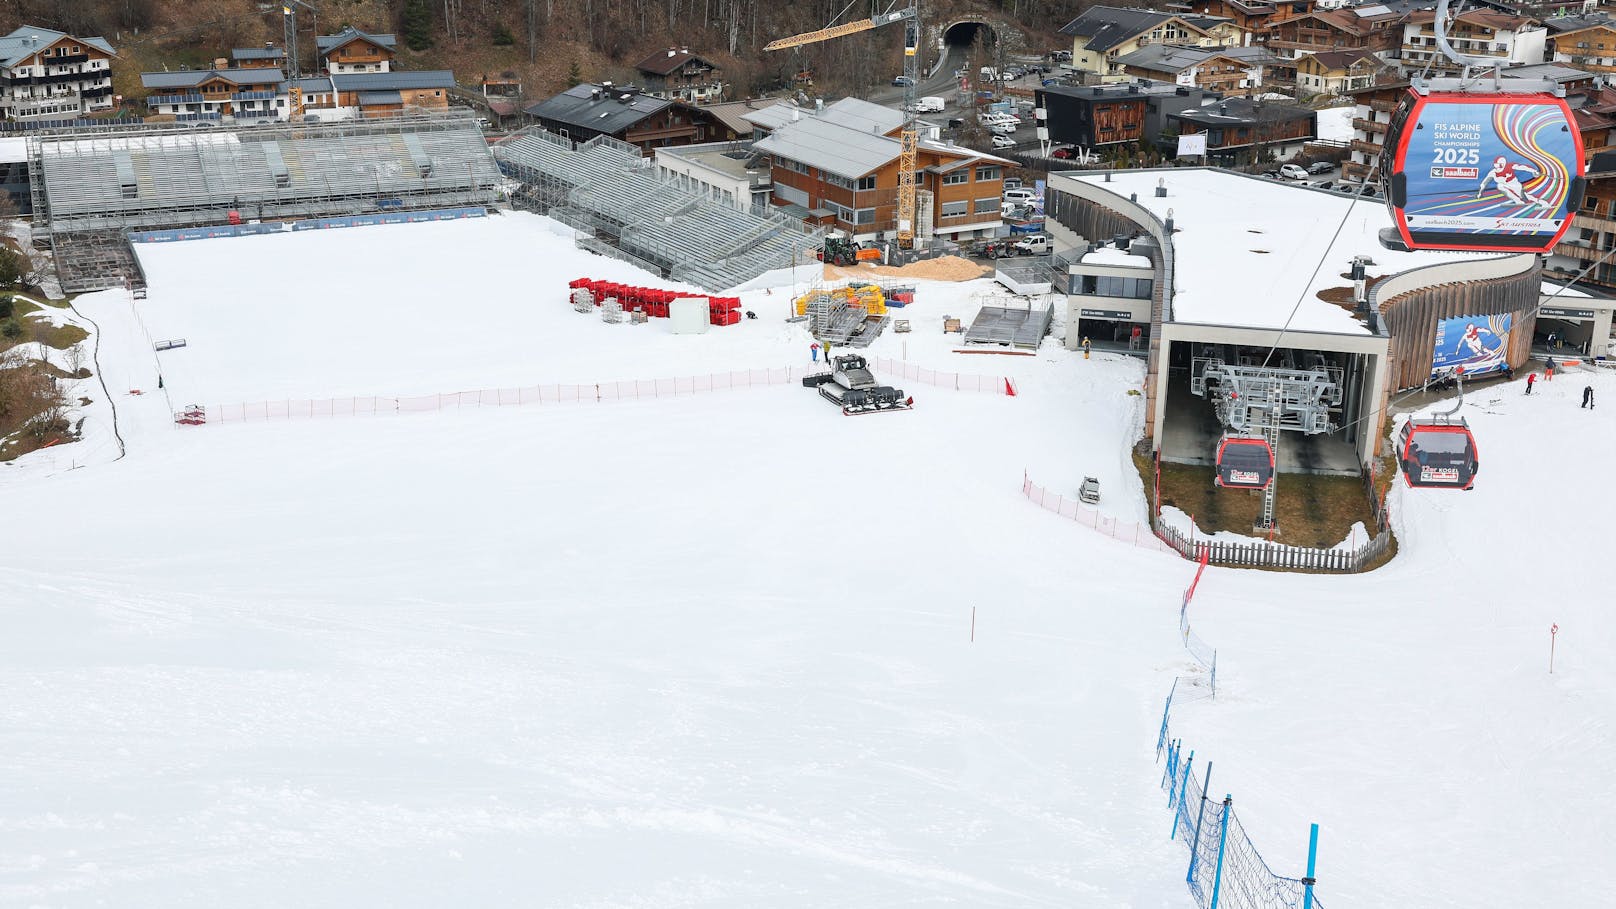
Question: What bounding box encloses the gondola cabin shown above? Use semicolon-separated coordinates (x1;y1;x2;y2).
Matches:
1397;418;1479;490
1381;90;1584;253
1214;436;1275;490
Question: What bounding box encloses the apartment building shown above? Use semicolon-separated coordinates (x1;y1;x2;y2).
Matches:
0;27;116;122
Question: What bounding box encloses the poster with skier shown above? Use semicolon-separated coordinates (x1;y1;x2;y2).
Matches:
1431;312;1512;380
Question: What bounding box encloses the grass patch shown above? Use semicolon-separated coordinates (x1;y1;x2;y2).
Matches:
1131;452;1381;549
1;299;89;352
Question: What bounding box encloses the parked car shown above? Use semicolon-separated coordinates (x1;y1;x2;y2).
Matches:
990;134;1016;149
1003;188;1037;204
990;123;1017;137
1279;163;1308;180
892;75;915;87
1003;177;1023;190
1307;161;1334;175
947;117;966;129
1050;146;1078;160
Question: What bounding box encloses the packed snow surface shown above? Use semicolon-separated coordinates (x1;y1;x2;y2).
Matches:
2;212;1611;907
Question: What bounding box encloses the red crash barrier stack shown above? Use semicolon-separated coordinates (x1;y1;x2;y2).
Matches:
570;279;743;326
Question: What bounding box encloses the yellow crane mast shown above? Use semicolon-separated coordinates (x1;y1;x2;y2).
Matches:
764;1;922;249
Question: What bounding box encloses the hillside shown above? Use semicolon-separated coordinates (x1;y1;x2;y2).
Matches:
0;0;1091;113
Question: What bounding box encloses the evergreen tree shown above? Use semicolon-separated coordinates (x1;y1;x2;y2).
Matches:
401;0;434;51
567;61;583;88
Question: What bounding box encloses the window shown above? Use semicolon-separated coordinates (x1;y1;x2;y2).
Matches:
856;175;877;190
942;171;968;185
823;173;855;190
975;197;999;213
1077;275;1152;298
940;200;968;217
975;165;1001;181
856;208;875;224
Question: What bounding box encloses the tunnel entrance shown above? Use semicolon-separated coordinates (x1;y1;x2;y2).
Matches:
943;21;996;49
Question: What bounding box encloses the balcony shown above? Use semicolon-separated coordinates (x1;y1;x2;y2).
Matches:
1350;138;1383;156
1352;117;1387;134
1369;98;1398;112
1554;238;1610;261
1572;212;1616;233
52;53;88;65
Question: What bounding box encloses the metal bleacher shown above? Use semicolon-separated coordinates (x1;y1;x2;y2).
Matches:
29;114;501;293
494;129;822;291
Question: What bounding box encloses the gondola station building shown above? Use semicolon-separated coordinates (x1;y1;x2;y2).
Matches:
1044;167;1550;475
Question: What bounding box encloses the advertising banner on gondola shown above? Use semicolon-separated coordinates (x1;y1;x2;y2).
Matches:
1431;312;1512;379
1394;98;1580;250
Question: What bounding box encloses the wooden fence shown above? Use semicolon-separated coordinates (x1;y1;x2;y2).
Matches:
1153;521;1393;573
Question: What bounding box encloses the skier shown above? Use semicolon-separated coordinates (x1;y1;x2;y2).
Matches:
1130;326;1142;350
810;342;819;363
1082;336;1092;360
1547;331;1558;350
1545;356;1556;380
1477;156;1551;210
1583;385;1595;409
1526;372;1536;395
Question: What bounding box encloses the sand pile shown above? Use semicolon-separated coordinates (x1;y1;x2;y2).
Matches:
822;255;991;282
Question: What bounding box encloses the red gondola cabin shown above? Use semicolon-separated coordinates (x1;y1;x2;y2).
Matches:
1215;436;1275;490
1397;418;1479;490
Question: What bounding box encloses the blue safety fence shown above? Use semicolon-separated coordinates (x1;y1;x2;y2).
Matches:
1156;685;1323;909
128;207;488;244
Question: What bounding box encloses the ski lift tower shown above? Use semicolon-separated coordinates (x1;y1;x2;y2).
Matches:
1191;358;1344;533
764;0;922;248
260;0;317;119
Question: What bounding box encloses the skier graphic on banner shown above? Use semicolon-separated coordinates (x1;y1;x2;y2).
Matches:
1477;156;1552;211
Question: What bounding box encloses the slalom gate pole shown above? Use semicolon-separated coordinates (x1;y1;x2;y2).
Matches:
1209;795;1232;909
1302;822;1320;909
1158;680;1177;752
1187;761;1213;884
1171;751;1194;840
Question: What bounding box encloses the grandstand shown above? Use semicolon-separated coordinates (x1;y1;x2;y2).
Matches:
494;129;822;291
28;114;500;292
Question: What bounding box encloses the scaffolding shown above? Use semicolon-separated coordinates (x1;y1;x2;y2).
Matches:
494;128;824;291
28;113;501;293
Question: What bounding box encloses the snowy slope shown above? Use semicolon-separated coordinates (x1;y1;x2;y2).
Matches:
3;214;1611;907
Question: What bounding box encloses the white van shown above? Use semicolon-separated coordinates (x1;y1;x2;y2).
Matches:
1003;188;1037;205
917;96;945;113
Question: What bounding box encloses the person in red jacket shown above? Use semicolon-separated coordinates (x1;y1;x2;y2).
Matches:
1526;372;1536;395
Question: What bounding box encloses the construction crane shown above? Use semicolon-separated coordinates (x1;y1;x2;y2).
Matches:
259;0;318;119
764;0;922;249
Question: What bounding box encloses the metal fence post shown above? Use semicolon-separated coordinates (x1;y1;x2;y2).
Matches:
1171;750;1194;840
1209;795;1232;909
1302;822;1320;909
1210;650;1218;698
1186;761;1213;885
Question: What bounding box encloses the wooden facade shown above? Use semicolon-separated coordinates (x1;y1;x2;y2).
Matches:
324;36;394;73
768;147;1005;237
1378;265;1540;391
0;31;117;120
1549;24;1616;72
1267;11;1398;55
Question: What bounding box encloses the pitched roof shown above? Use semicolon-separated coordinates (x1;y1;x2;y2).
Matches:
329;71;456;91
1171;97;1315;126
141;68;286;90
1299;50;1381;70
756;115;1008;180
634;47;719;76
821;97;905;134
1114;44;1258;73
1060;7;1179;52
232;46;285;61
524;83;673;134
740;101;803;131
1543;13;1616;34
699;99;781;135
316;27;398;54
1403;8;1540;31
0;26;114;68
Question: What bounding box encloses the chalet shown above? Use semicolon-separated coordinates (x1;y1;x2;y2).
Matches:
1293;50;1381;96
754;114;1010;242
231;43;285;69
1059;6;1243;80
524;82;740;153
317;28;396;74
141;67;287;122
1551;149;1616;290
1546;18;1616;72
1114;44;1282;96
1167;97;1316;165
0;26;116;122
329;71;454;117
634;47;724;104
1399;9;1545;76
1191;0;1288;36
1037;81;1222;150
1266;9;1401;60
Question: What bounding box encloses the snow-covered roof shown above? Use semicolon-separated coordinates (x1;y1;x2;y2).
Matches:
0;136;29;163
1082;245;1152;268
1073;168;1467;335
1316;105;1354;143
